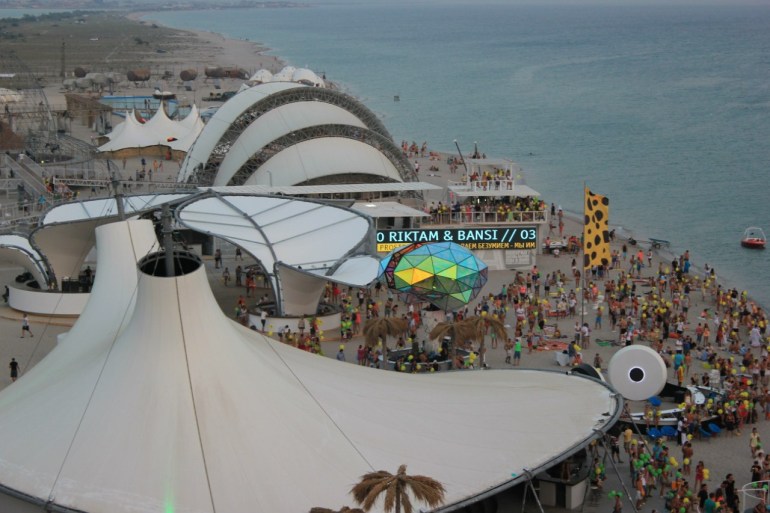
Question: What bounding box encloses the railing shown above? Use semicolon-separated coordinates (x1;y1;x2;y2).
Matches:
448;179;517;192
0;179;24;194
53;177;199;193
422;210;548;225
4;158;50;200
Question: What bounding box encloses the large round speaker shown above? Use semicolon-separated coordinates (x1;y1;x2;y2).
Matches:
607;345;667;400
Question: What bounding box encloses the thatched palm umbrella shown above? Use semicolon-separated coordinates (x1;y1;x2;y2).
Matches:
350;464;446;513
429;319;475;361
460;314;508;366
362;317;408;348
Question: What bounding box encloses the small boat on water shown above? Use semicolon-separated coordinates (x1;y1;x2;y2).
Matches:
741;227;766;249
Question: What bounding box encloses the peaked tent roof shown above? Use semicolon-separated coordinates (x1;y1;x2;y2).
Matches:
0;231;621;513
0;220;159;511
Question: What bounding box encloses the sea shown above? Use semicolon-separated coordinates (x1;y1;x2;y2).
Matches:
151;3;769;306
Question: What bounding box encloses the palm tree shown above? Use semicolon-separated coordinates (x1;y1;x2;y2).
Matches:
428;318;474;363
362;317;408;348
460;314;508;366
309;507;365;513
350;464;446;513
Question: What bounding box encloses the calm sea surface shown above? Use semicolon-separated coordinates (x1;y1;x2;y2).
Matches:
146;3;770;305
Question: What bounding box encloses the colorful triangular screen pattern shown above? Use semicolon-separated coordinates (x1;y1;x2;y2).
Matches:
377;242;488;311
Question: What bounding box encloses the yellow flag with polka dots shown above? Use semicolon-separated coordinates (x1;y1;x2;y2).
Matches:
583;187;610;269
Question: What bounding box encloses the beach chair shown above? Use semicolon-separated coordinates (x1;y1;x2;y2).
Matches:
660;426;677;439
708;423;721;437
647;428;662;441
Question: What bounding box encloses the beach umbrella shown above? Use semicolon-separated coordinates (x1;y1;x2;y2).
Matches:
378;241;488;311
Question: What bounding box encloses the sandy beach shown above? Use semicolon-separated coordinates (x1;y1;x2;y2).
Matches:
0;9;768;513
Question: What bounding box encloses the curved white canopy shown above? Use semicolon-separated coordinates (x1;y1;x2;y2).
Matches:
176;193;372;315
35;194;191;283
292;68;325;87
304;254;381;287
0;245;620;512
0;234;49;286
214;102;367;186
248;68;273;83
272;65;296;82
177;194;370;272
178;82;305;182
242;137;404;186
42;193;192;225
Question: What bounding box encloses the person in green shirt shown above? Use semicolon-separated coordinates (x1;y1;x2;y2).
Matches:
513;338;522;366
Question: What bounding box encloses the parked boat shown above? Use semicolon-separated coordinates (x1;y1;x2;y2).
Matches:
741;227;766;249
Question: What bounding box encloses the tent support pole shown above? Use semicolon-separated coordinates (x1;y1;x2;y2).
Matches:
599;433;638;513
524;469;545;513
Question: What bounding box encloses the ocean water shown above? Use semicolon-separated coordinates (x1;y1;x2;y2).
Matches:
145;3;770;306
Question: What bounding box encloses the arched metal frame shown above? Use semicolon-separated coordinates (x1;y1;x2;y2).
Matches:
228;124;418;187
188;87;407;186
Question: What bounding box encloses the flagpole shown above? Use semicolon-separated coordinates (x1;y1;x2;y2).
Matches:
580;183;586;354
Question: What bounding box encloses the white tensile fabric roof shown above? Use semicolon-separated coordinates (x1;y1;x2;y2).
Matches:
34;194;191;282
352;201;430;218
272;65;296;81
292;67;325;87
176;194;373;315
42;193;193;225
0;233;49;286
0;220;160;512
99;106;203;153
178;82;305;182
248;68;273;83
303;254;381;287
176;194;370;272
104;110;138;141
242;137;404;186
0;224;620;512
213;101;367;186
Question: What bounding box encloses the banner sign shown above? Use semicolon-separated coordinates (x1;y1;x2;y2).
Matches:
376;227;538;252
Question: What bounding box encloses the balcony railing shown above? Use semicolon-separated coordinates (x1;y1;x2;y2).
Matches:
422;210;548;225
448;179;516;192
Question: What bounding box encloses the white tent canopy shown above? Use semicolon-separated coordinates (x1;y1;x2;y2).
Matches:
0;233;50;286
176;193;373;314
42;193;193;225
99;105;204;153
0;227;621;512
248;68;273;84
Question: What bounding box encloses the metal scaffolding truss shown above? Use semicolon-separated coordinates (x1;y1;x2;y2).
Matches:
0;50;56;153
227;123;418;187
190;87;395;186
